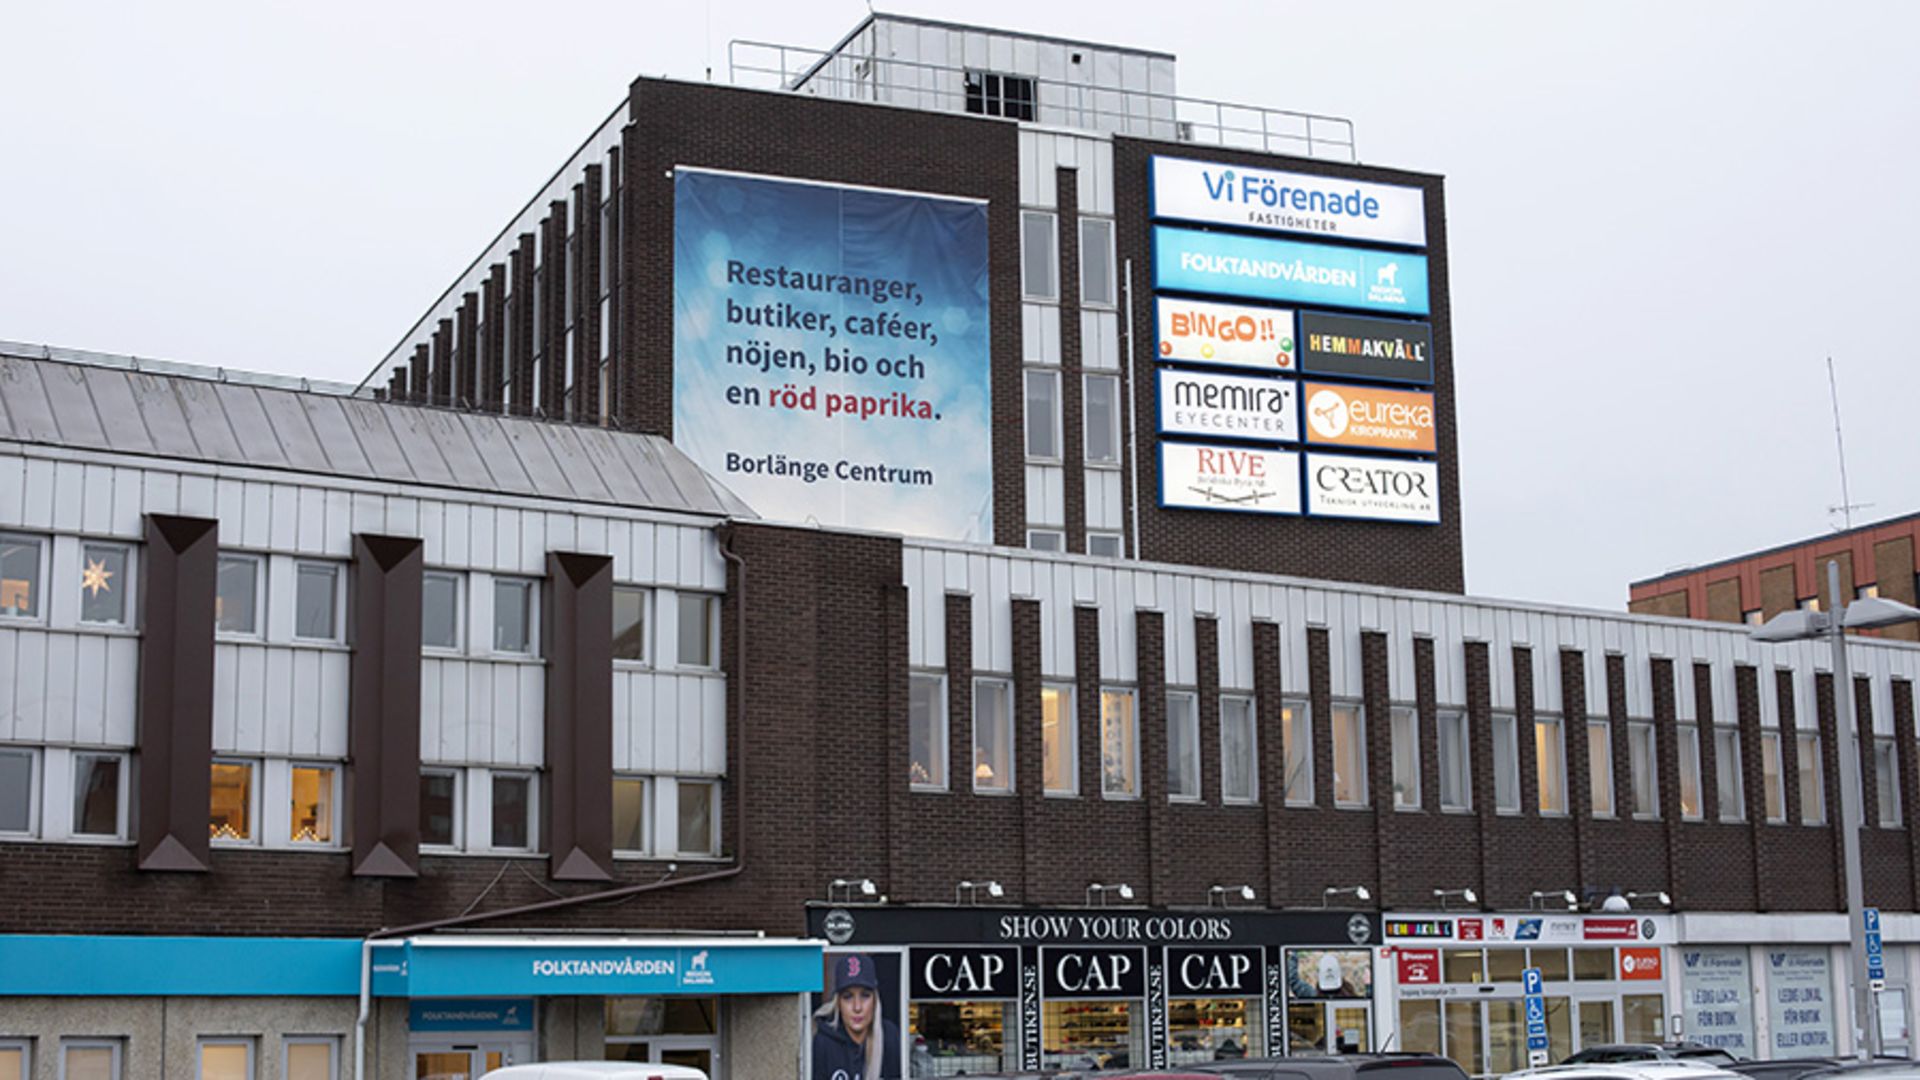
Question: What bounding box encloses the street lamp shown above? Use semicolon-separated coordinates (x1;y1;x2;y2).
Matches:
1751;559;1920;1061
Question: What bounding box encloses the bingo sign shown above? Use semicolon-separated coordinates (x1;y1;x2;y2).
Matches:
1767;949;1835;1054
1682;947;1754;1056
1156;296;1296;371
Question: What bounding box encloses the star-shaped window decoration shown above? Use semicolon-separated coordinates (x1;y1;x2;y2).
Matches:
82;557;114;598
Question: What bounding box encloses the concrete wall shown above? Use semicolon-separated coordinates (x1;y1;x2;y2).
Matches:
1;997;360;1080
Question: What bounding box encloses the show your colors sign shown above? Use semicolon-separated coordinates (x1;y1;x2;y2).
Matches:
1155;296;1295;371
673;167;993;541
1154;226;1430;317
1161;443;1300;515
1150;156;1428;248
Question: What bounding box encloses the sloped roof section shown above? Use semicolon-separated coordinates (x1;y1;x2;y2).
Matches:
0;343;755;521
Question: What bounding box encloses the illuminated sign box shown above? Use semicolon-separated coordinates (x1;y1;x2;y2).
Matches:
1157;369;1299;443
1304;452;1439;524
1154;296;1295;371
1150;156;1427;248
1301;382;1436;453
1299;311;1433;385
1160;443;1300;515
1153;226;1429;317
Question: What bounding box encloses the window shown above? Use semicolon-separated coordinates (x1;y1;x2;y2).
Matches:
1331;703;1367;807
613;776;647;853
0;1041;27;1080
612;585;647;662
1026;529;1065;553
73;752;124;837
1079;218;1116;307
1624;721;1657;818
1020;211;1058;300
0;747;37;835
910;673;948;790
1437;711;1470;811
61;1040;121;1080
283;1038;337;1080
1024;369;1061;459
493;577;536;654
1760;731;1785;822
1493;713;1521;813
209;760;255;842
964;70;1036;120
79;542;131;625
676;593;717;668
677;779;716;855
1877;737;1903;827
1221;695;1258;803
1086;532;1124;559
491;772;535;850
198;1038;252;1080
1283;700;1313;805
1042;683;1076;795
1101;688;1139;798
1167;691;1200;800
1743;609;1764;626
1391;706;1420;810
215;553;261;634
1715;727;1745;822
1083;373;1122;465
1798;732;1826;825
0;532;43;618
422;571;461;650
289;764;336;845
1678;725;1704;820
1587;720;1614;817
420;768;461;848
973;678;1013;793
1536;716;1567;814
293;562;342;642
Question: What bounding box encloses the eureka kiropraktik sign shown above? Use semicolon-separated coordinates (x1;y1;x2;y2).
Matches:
1150;156;1428;248
1154;226;1429;317
1299;311;1433;385
1302;382;1436;454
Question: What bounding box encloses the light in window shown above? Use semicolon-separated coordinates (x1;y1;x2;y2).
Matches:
1630;722;1658;818
910;674;947;789
1167;691;1200;800
973;679;1013;792
1332;704;1367;806
1797;732;1825;825
493;578;535;654
1536;717;1566;814
215;554;260;634
1715;727;1745;822
1101;688;1138;797
199;1038;251;1080
0;533;41;618
1678;725;1703;819
209;761;254;841
492;773;533;849
79;543;130;625
0;748;35;834
422;571;461;649
420;769;460;847
677;593;716;668
613;585;647;662
73;753;122;837
613;777;647;852
1221;696;1258;803
1043;683;1076;795
289;765;335;844
294;562;340;641
63;1043;120;1080
284;1040;335;1080
1760;730;1784;821
677;780;715;855
1588;721;1614;817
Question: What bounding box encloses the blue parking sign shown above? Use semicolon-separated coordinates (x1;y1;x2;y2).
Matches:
1865;908;1881;933
1529;1034;1550;1052
1523;967;1544;996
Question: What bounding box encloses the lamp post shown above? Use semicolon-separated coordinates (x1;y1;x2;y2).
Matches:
1752;559;1920;1061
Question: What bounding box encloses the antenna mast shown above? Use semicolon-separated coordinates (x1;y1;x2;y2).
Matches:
1827;357;1869;531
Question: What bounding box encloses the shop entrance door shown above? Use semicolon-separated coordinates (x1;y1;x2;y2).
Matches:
1286;1002;1372;1053
605;1036;718;1074
412;1041;528;1079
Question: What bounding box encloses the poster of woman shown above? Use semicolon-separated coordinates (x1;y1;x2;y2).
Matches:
812;951;904;1080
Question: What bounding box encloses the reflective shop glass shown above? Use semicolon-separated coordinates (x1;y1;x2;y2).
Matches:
613;777;646;852
909;1002;1015;1075
209;761;252;841
1167;691;1200;799
677;780;715;854
420;770;458;846
289;765;334;844
1169;999;1261;1063
422;572;461;649
1444;949;1484;984
494;578;535;654
215;554;260;634
1102;688;1139;797
294;562;339;640
0;533;41;617
73;753;121;836
1400;1000;1441;1054
612;585;647;662
1041;1000;1140;1073
677;593;715;668
493;773;532;849
1043;683;1075;794
1573;948;1613;980
79;543;129;625
1579;999;1615;1046
1529;947;1569;981
1221;696;1257;803
910;674;947;789
0;749;31;833
1444;1001;1482;1076
1283;701;1313;805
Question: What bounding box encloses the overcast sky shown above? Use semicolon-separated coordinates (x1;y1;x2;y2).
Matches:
3;2;1914;611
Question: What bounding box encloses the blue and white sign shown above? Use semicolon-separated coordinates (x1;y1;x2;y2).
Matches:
1767;948;1836;1053
1682;948;1755;1055
409;998;535;1032
1524;966;1548;1054
374;939;825;998
673;167;993;541
1154;226;1430;317
1866;908;1882;933
1150;156;1428;248
1867;927;1885;981
1522;967;1545;997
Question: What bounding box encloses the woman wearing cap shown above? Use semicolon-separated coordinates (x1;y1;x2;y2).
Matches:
812;952;901;1079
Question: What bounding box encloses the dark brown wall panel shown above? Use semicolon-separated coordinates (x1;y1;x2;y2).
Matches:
137;514;219;872
546;552;616;881
350;534;424;878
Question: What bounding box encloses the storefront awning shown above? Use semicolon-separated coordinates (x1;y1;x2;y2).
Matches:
371;935;825;998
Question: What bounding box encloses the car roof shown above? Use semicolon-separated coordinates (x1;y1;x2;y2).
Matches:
481;1064;708;1079
1514;1065;1744;1080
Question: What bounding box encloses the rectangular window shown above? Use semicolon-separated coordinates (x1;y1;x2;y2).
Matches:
973;678;1013;793
0;532;43;618
1761;731;1785;822
1025;529;1065;553
422;571;461;650
1079;218;1117;306
1437;711;1470;811
491;772;534;850
209;760;254;842
1283;700;1313;805
1877;738;1903;827
1101;688;1139;798
1798;732;1826;825
909;673;948;790
73;752;124;837
1167;690;1200;801
1493;713;1521;813
1587;720;1614;817
1221;695;1258;803
1024;369;1061;459
965;70;1037;120
1716;727;1745;822
1629;722;1658;818
1083;373;1121;465
293;562;341;642
289;764;335;845
0;747;37;835
0;1041;27;1080
1042;683;1076;795
420;768;461;848
492;577;536;655
1020;210;1058;300
215;553;262;634
62;1041;121;1080
1678;725;1703;820
612;776;647;853
283;1038;336;1080
1086;532;1124;559
612;585;647;662
677;593;717;668
1391;706;1420;810
199;1038;252;1080
79;542;131;625
1331;703;1367;807
1536;717;1567;814
677;779;716;855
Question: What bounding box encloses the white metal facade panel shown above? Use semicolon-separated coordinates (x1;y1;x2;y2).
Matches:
1025;465;1065;528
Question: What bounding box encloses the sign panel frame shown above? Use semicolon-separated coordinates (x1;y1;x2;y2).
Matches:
1154;295;1298;372
1301;382;1437;454
1160;443;1302;517
1304;452;1441;525
1298;310;1435;386
1150;155;1428;248
1154;226;1430;317
1157;368;1300;444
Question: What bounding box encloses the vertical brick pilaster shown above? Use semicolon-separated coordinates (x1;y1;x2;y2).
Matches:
1361;632;1393;899
545;552;614;881
1817;673;1845;907
407;344;429;401
1415;638;1439;815
1196;617;1222;805
1778;669;1803;827
1012;597;1044;902
1651;658;1683;901
1135;609;1169;904
1516;647;1540;821
137;514;219;873
577;166;604;423
1057;167;1086;553
945;593;973;800
480;266;507;411
430;318;453;405
349;534;424;878
509;234;536;415
540;205;568;416
1308;629;1334;812
1733;666;1767;907
1559;649;1592;895
883;582;911;894
1897;680;1920;905
1253;621;1287;904
1077;606;1105;806
455;292;479;408
1856;675;1879;835
1464;641;1495;901
1697;662;1722;824
1606;654;1632;819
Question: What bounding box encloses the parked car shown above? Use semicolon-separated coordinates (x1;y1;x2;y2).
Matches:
1795;1063;1920;1080
1566;1046;1742;1067
482;1063;707;1080
1124;1052;1470;1080
1505;1063;1748;1080
1732;1058;1907;1080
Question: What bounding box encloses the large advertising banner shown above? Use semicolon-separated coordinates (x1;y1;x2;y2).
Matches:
812;949;907;1079
1305;453;1439;523
1157;369;1299;442
1150;156;1427;247
1299;311;1434;385
1302;383;1437;453
1766;948;1835;1055
1161;443;1300;515
1155;296;1296;371
1681;947;1755;1056
673;168;992;541
1154;226;1429;317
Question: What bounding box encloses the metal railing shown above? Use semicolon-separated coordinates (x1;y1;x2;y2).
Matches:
728;39;1357;162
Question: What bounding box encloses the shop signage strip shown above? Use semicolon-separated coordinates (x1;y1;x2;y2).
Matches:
909;946;1021;1000
1167;946;1265;997
1155;296;1298;372
1299;311;1434;385
0;935;363;996
408;998;536;1032
1150;156;1428;247
1302;382;1436;453
804;904;1377;946
1153;226;1430;316
1041;946;1147;998
1381;913;1673;943
1162;443;1302;516
1157;368;1300;443
385;941;825;998
1305;452;1440;524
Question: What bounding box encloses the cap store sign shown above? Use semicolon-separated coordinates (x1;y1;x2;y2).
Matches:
1306;453;1439;524
1151;156;1428;248
1303;383;1436;453
1156;296;1296;371
1158;369;1299;443
1161;443;1301;516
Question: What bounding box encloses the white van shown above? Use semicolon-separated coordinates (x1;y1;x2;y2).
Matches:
482;1064;707;1080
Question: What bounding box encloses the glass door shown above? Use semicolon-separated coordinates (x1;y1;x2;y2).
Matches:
412;1042;526;1078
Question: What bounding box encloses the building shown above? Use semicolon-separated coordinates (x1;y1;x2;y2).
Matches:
4;12;1920;1080
1630;510;1920;644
